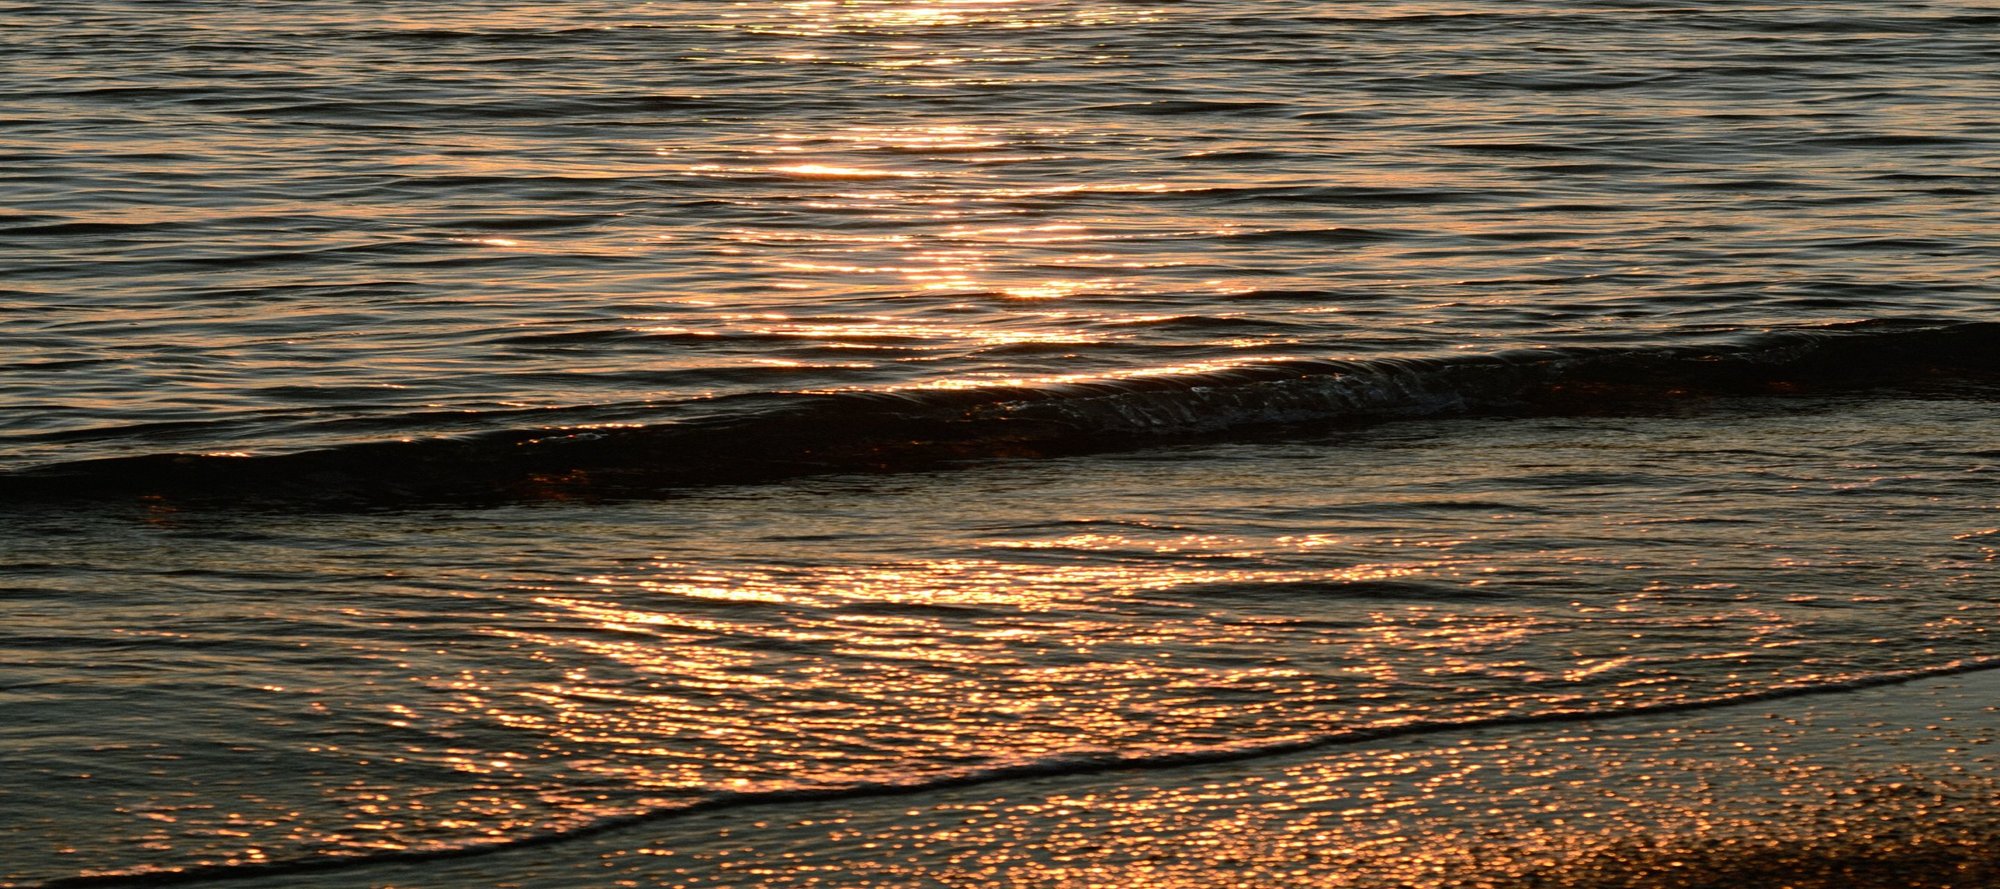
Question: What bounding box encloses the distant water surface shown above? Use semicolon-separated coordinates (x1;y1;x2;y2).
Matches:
1;1;1997;885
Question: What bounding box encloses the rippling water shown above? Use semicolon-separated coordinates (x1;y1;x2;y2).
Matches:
3;1;1998;885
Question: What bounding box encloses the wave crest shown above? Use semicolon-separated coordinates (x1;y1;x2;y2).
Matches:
5;320;1995;507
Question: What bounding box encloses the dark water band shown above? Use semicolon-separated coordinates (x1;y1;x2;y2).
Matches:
7;319;1996;508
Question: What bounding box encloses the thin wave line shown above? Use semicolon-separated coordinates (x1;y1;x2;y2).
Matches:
31;655;2000;889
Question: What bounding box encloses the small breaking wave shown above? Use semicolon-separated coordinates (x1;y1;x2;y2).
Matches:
3;320;1995;507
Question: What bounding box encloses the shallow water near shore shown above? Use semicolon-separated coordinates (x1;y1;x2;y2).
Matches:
210;664;2000;889
4;1;1999;886
10;394;2000;886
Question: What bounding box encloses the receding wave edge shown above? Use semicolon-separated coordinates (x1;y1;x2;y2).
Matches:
29;655;2000;889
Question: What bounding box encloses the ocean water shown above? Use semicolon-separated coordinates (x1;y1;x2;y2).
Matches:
2;1;1998;885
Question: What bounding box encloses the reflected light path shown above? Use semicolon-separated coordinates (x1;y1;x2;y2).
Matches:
5;0;1999;885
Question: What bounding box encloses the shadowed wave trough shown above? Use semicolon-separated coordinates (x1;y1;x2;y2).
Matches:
6;320;1995;507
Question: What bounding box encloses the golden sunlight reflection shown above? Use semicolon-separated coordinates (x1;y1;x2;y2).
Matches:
767;163;928;180
395;536;1518;806
590;672;2000;889
908;355;1278;390
20;0;2000;881
654;101;1277;314
362;499;1727;833
755;0;1164;33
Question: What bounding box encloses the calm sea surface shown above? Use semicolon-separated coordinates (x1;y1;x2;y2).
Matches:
3;1;1998;885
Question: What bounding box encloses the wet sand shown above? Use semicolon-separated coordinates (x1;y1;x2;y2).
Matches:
229;667;2000;889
